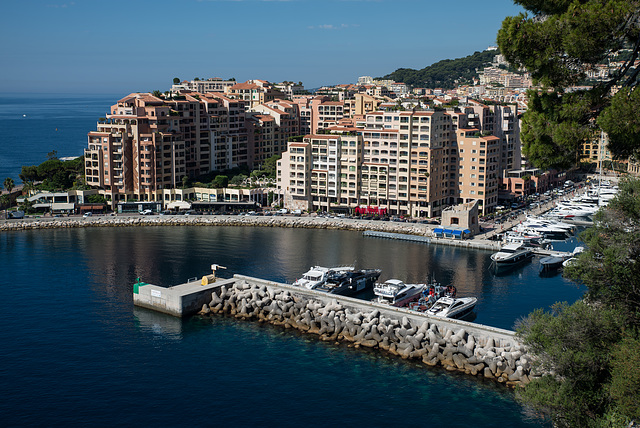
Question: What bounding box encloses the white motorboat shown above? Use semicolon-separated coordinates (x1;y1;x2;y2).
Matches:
513;223;570;240
562;246;586;268
504;230;548;247
372;279;425;307
314;268;382;296
490;243;533;266
293;265;354;290
426;296;477;319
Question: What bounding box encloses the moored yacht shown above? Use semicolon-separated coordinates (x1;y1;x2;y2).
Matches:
315;268;382;296
372;279;426;307
490;243;533;266
426;296;478;319
293;265;354;290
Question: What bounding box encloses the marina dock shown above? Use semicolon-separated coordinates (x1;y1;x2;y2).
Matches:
133;276;236;317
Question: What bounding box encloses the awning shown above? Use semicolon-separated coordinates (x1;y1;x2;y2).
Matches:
167;201;191;210
433;228;444;234
463;229;471;234
452;229;462;236
443;228;454;235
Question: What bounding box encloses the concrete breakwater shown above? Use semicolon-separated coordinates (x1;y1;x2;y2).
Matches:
0;215;435;235
199;275;535;387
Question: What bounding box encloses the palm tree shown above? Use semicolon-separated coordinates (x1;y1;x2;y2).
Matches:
4;177;14;194
0;194;9;219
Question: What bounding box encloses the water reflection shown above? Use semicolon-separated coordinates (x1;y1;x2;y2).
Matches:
52;225;586;331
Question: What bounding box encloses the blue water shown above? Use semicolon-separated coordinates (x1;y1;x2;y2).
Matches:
0;93;117;182
0;226;584;427
0;95;584;426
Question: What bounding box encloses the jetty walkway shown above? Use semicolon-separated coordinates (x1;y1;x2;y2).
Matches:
134;273;535;387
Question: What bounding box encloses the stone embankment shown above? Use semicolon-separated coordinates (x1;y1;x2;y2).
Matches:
0;215;436;236
201;277;536;387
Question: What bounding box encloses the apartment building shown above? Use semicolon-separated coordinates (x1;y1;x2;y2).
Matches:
226;80;285;108
276;110;456;217
85;93;185;205
197;92;249;172
311;99;345;132
456;129;501;212
343;93;382;118
248;99;300;165
277;141;312;210
274;81;306;98
85;92;250;206
291;96;315;135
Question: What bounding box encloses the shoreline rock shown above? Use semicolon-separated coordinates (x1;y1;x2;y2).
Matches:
201;278;534;387
0;215;436;236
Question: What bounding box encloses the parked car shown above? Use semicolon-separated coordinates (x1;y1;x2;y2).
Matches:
83;212;93;218
139;209;153;215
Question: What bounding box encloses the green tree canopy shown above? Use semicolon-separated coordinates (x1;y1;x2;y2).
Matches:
517;178;640;426
212;175;228;188
4;177;15;193
498;0;640;169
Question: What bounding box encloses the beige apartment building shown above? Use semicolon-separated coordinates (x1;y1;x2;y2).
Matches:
311;99;345;132
85;92;251;206
276;104;519;217
456;129;501;212
277;141;312;210
226;80;285;108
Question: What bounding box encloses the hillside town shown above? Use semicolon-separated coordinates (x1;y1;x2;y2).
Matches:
16;48;639;217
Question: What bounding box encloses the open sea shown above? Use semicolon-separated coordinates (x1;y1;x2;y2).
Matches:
0;95;586;427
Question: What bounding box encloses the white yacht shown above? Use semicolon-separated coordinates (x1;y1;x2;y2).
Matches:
490;243;533;266
372;279;425;307
426;296;477;319
293;265;354;290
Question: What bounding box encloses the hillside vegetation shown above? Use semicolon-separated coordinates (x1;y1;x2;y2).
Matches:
381;49;498;89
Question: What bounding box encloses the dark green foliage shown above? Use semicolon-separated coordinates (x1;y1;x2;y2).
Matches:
212;175;228;188
519;178;640;426
19;156;84;191
86;194;106;204
566;178;640;324
517;301;624;427
607;333;640;421
229;174;247;186
497;0;640;170
598;87;640;160
382;50;498;89
520;90;595;170
3;177;15;193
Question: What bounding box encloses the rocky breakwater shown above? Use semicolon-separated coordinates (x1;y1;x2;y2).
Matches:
201;278;535;387
0;215;433;236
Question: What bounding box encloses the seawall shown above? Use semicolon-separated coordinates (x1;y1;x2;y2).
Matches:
0;215;503;249
144;274;537;387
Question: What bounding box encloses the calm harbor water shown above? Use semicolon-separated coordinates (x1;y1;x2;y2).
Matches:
0;226;584;426
1;94;584;426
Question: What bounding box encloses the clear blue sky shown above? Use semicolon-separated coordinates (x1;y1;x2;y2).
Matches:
2;0;523;95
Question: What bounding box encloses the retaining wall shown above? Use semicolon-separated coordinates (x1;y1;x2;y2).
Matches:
199;275;535;387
